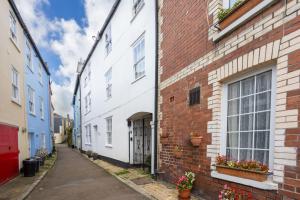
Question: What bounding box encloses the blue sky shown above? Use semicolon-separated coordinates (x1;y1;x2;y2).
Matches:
39;0;86;84
15;0;114;117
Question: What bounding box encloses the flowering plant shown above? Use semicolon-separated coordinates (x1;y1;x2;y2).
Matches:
219;184;252;200
216;154;269;173
219;184;235;200
176;171;195;191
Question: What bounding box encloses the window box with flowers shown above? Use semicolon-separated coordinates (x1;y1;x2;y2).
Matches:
214;0;277;41
218;0;262;30
215;155;271;182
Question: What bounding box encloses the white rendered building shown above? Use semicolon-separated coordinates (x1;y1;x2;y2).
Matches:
79;0;156;171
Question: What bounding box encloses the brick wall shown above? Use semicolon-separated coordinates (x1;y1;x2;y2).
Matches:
158;0;300;199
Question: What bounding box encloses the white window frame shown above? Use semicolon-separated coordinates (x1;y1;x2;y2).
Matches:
85;92;91;114
26;40;33;71
40;97;44;119
105;24;112;56
40;133;46;148
38;63;43;84
88;62;91;81
133;35;145;80
220;67;276;170
106;117;112;146
11;67;20;104
105;68;112;99
85;124;92;145
9;10;17;43
28;86;36;115
133;0;144;16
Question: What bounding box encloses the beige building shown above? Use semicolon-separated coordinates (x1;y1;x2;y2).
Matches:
0;0;29;172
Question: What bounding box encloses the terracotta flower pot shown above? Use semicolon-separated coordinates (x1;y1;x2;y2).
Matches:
190;136;203;147
178;189;191;199
219;0;263;29
174;150;183;159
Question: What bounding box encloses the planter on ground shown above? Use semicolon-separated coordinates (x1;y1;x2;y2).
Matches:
178;189;191;199
216;165;269;182
23;159;37;177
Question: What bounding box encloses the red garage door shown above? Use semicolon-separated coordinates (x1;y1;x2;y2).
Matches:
0;123;19;185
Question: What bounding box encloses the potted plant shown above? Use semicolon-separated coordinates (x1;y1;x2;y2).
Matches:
92;152;98;160
215;155;270;182
35;148;48;166
218;0;262;29
190;132;203;147
160;133;169;145
86;150;92;158
176;171;195;199
173;145;183;159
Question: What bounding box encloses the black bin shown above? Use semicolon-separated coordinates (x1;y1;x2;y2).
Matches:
34;157;41;172
23;159;37;177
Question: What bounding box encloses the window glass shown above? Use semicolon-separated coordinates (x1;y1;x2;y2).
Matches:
12;68;19;102
133;37;145;80
226;71;272;165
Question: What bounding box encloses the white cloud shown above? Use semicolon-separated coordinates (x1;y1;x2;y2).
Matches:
14;0;115;117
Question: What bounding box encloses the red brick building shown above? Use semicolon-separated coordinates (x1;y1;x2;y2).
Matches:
157;0;300;199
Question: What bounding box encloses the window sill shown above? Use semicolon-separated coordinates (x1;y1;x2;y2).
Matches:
211;171;278;190
11;98;21;107
213;0;277;42
131;74;146;84
105;144;113;148
10;37;21;53
29;112;36;117
130;2;145;23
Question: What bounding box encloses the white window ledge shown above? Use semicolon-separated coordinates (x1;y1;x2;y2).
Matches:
105;144;113;148
211;171;278;190
213;0;277;42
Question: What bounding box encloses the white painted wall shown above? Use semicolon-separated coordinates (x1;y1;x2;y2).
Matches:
80;0;156;163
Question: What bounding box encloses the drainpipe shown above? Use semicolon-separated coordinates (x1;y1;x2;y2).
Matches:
152;0;159;177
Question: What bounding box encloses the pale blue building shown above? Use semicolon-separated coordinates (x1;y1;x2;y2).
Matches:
24;34;52;157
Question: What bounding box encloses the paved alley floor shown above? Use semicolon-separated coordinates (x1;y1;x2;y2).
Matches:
26;145;148;200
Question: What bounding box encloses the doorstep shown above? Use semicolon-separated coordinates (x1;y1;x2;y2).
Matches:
0;153;57;200
78;151;205;200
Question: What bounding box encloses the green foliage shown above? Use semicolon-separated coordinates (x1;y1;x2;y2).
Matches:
145;155;151;167
115;169;130;176
217;0;245;21
66;127;73;147
36;148;48;158
176;171;196;191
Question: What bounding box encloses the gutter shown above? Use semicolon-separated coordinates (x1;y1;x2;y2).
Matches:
152;0;159;177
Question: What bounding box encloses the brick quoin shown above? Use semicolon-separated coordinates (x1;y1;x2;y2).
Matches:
158;0;300;199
